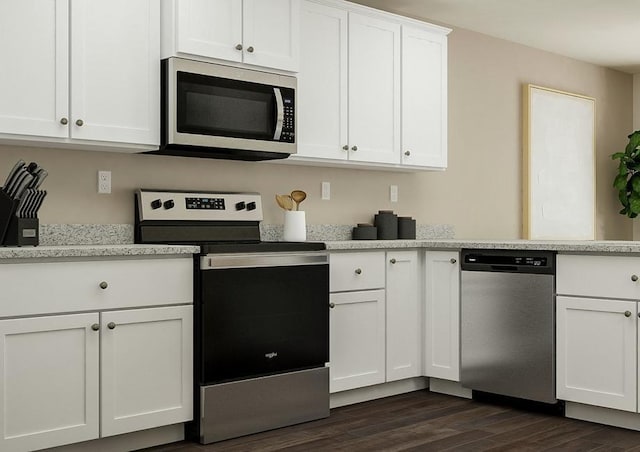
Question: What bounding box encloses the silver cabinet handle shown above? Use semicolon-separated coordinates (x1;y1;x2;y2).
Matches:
247;46;254;53
404;150;411;156
60;117;68;125
351;145;358;151
76;119;84;126
625;311;632;317
107;322;116;330
450;258;457;264
235;44;243;50
355;268;362;275
329;302;335;309
91;323;100;331
342;145;349;151
99;281;108;289
632;275;638;282
390;258;397;264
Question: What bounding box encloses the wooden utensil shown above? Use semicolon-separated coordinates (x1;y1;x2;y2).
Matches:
290;190;307;211
275;194;294;211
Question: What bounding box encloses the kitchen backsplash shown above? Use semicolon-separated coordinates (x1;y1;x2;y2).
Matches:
36;223;455;246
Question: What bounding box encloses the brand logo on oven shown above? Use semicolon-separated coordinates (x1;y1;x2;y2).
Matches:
265;352;278;359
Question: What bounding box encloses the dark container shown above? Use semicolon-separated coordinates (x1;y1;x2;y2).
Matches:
374;210;398;240
352;224;377;240
398;217;416;239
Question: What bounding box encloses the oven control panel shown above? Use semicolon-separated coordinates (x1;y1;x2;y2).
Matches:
137;190;263;222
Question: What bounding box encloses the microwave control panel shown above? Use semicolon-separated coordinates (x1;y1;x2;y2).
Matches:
280;88;295;143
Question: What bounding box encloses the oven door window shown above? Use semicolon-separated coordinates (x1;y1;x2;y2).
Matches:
200;264;329;384
176;71;277;141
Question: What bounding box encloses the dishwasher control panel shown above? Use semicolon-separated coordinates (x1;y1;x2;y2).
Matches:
461;249;555;274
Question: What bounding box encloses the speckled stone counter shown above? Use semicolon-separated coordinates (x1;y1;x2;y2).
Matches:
324;239;640;254
0;244;199;260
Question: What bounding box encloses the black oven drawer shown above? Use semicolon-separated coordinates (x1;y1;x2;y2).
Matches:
199;258;329;384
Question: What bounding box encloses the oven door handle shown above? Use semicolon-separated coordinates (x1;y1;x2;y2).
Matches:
201;252;328;270
273;87;284;141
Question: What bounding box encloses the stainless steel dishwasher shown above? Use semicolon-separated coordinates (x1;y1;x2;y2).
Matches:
460;249;557;404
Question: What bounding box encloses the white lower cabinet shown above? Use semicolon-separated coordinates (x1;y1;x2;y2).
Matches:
0;256;193;452
0;313;100;452
556;296;637;412
386;251;421;381
328;250;422;393
100;306;193;437
329;289;386;392
424;251;460;381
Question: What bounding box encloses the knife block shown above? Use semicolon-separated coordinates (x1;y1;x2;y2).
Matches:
0;189;39;246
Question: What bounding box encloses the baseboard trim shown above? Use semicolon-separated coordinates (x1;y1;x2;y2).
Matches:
429;378;472;399
47;424;185;452
330;377;428;408
565;402;640;431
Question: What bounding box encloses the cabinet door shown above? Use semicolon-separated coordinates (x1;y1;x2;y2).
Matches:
329;290;385;392
348;12;400;164
70;0;160;145
175;0;243;63
243;0;300;71
0;314;99;452
424;251;460;381
556;296;637;412
101;306;193;437
401;26;447;168
386;251;421;381
297;0;348;160
0;0;69;139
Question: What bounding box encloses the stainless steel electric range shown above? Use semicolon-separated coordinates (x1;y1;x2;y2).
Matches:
135;189;329;444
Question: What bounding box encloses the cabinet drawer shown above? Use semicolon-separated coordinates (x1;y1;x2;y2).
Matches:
330;252;385;292
557;254;640;300
0;257;193;317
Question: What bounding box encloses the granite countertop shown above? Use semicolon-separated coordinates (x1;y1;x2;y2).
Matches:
324;239;640;254
0;244;200;260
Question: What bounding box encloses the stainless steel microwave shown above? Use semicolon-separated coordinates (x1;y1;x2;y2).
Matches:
155;57;296;161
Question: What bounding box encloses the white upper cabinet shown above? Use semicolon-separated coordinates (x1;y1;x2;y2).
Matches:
163;0;300;72
296;0;450;170
298;1;348;160
401;25;448;169
0;0;160;149
348;13;401;165
0;0;69;139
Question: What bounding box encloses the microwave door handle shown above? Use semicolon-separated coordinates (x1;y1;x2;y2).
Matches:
273;87;284;140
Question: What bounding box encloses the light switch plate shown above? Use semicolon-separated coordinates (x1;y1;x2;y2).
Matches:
98;171;111;194
390;185;398;203
322;181;330;200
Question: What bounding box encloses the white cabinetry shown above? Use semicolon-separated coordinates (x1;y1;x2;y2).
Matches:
556;254;640;413
0;257;193;452
0;314;100;452
296;0;450;170
401;26;448;168
329;250;422;392
424;251;460;381
0;0;160;149
162;0;299;72
386;251;421;381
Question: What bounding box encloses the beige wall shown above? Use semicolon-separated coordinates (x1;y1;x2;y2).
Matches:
0;26;633;239
635;74;640;130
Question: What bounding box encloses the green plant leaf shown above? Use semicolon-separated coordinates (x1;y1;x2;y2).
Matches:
631;174;640;194
626;131;640;154
612;152;626;160
619;190;630;207
629;193;640;214
614;174;628;190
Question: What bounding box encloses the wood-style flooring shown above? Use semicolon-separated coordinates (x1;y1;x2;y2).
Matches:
142;390;640;451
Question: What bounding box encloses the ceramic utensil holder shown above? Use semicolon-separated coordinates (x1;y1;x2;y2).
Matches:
398;217;416;239
284;211;306;242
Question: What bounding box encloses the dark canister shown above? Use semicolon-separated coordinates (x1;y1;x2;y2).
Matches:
398;216;416;239
374;210;398;239
352;223;377;240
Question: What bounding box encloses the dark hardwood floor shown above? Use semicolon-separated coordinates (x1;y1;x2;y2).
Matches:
142;391;640;451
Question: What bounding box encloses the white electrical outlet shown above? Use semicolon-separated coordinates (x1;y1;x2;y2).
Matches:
390;185;398;203
321;181;331;200
98;171;111;194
